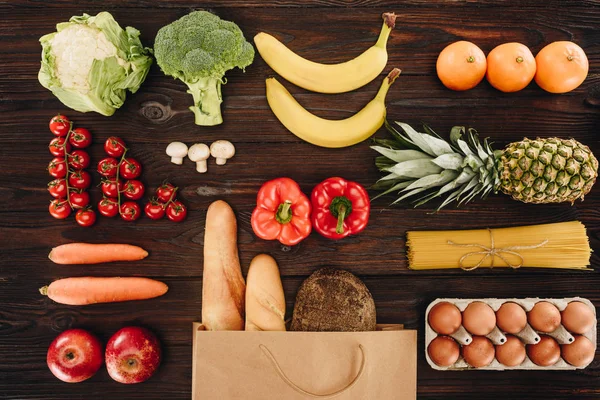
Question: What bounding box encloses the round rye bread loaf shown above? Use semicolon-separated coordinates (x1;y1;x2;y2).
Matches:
290;267;376;332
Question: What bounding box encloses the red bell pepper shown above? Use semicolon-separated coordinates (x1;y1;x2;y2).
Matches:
251;177;312;246
311;177;370;240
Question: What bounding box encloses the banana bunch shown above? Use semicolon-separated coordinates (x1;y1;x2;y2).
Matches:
255;13;400;148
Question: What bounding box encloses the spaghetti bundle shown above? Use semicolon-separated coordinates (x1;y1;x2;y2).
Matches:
407;221;591;270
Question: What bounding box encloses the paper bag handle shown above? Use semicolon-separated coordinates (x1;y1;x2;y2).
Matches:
259;344;366;398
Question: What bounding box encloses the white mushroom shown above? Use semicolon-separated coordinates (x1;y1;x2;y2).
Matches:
188;143;210;173
166;142;188;165
210;140;235;165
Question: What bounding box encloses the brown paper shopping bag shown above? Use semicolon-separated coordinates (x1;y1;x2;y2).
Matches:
192;323;416;400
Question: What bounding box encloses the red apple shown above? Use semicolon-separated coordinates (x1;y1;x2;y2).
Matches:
105;326;161;384
47;329;103;383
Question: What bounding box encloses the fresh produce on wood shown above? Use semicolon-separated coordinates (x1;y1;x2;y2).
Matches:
49;243;148;264
406;221;591;270
535;41;588;93
372;121;598;208
436;41;487;91
251;178;312;246
290;267;376;332
40;277;167;305
202;200;246;330
49;114;71;137
142;182;187;222
153;11;254;126
75;208;96;227
38;12;152;116
267;68;400;148
311;177;370;240
105;327;162;384
188;143;210;173
245;254;286;331
166;142;188;165
47;329;103;383
255;12;397;94
69;128;92;149
486;42;536;92
210;140;235;165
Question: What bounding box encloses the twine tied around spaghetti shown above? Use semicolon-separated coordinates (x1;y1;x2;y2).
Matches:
447;228;549;271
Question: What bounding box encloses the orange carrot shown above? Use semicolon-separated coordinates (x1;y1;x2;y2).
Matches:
48;243;148;265
39;277;168;305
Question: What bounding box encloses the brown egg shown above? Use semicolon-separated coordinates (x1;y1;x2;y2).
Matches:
561;335;595;367
527;335;561;366
561;301;595;335
528;301;561;333
428;336;460;367
428;302;462;335
462;336;495;367
496;302;527;334
495;335;526;367
462;301;496;336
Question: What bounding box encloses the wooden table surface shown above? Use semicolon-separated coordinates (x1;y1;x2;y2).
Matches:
2;0;600;399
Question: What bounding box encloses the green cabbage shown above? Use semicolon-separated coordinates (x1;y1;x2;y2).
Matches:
38;12;152;116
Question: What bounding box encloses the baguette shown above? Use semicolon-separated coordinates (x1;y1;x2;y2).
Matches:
245;254;286;331
202;200;246;330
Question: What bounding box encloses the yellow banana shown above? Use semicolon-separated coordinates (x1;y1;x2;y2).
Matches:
255;13;397;94
266;68;401;148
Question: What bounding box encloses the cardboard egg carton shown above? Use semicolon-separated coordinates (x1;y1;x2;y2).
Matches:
425;297;596;371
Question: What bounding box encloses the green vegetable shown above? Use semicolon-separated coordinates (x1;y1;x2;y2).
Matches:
153;11;255;126
38;12;152;116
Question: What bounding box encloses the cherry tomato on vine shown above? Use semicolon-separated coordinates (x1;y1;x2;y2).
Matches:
144;200;165;220
49;115;70;137
123;180;145;200
104;136;126;158
69;127;92;149
120;201;141;221
68;150;90;170
101;179;123;198
49;199;71;219
98;198;119;218
97;157;119;177
166;201;187;222
48;157;67;179
48;179;67;198
68;170;91;189
49;137;71;157
119;158;142;179
75;208;96;227
69;191;90;209
156;183;177;203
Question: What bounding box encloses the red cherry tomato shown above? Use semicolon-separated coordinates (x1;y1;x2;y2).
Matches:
48;179;67;198
49;199;71;219
49;137;71;157
68;150;90;170
69;191;90;209
166;201;187;222
98;198;119;218
68;170;91;189
156;183;177;203
144;201;165;220
119;158;142;179
120;201;141;221
75;208;96;227
68;127;92;149
97;157;119;177
101;179;123;198
49;115;70;137
104;136;126;158
123;180;145;200
48;157;67;179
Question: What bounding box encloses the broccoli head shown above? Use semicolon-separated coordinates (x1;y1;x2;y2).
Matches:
154;11;254;126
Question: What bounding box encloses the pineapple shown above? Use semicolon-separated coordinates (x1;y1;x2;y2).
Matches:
372;121;598;209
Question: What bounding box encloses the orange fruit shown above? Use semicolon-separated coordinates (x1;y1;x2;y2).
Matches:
535;41;588;93
486;42;536;92
436;41;487;91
